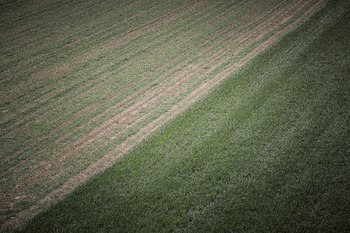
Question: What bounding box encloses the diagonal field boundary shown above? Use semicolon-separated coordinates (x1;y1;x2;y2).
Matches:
0;0;325;230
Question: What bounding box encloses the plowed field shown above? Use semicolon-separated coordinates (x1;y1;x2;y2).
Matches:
1;0;324;230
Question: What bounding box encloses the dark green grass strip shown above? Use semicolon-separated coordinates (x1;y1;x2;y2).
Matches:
18;0;350;232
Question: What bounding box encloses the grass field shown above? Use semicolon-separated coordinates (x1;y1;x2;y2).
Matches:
1;0;349;231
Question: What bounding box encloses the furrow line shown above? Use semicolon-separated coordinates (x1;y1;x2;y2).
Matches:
0;0;194;78
0;0;156;55
0;0;212;126
0;0;211;131
0;0;238;144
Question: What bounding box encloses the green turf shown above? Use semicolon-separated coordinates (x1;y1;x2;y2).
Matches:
2;0;320;225
11;0;350;232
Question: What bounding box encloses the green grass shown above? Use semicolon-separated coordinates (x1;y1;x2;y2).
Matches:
2;0;322;226
15;0;350;232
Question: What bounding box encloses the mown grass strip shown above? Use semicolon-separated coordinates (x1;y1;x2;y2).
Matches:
12;0;350;232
